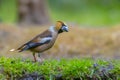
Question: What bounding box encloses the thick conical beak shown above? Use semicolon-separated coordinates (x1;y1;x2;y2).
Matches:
62;26;68;32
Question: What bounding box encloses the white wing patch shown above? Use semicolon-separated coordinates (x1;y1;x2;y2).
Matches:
40;37;52;43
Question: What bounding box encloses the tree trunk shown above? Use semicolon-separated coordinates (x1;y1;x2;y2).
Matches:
18;0;50;25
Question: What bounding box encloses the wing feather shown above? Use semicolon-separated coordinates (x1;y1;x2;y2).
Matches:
17;29;53;52
17;37;52;52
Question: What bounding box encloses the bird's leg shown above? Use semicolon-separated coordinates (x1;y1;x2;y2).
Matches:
38;53;41;58
38;53;44;63
33;52;37;62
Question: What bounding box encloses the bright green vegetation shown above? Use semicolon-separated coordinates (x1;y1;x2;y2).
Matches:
0;0;17;23
0;0;120;26
48;0;120;26
0;57;120;80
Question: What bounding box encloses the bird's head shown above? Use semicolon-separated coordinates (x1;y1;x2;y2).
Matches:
55;21;68;33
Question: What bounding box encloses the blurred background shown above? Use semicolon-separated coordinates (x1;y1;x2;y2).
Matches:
0;0;120;60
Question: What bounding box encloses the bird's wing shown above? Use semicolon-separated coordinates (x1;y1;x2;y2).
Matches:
17;37;52;52
17;29;53;52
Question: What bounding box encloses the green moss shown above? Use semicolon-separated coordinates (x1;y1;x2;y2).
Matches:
0;57;119;79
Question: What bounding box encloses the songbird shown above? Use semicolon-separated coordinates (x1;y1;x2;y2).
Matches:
17;21;68;62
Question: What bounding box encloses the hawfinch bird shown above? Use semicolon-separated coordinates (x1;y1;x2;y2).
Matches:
17;21;68;62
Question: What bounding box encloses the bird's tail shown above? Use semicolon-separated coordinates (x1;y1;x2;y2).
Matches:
10;44;29;52
17;44;29;52
9;48;16;52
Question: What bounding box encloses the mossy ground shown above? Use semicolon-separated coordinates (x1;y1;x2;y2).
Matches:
0;57;120;80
